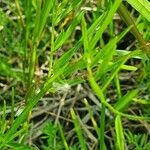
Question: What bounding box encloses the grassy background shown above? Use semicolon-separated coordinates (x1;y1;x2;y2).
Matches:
0;0;150;149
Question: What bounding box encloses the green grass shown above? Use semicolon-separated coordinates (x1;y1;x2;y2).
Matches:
0;0;150;149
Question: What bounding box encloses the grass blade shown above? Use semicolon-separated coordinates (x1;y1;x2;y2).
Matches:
58;122;69;150
90;0;121;50
114;89;138;112
81;15;89;56
0;101;7;134
101;51;140;91
115;115;125;150
70;108;87;150
0;66;66;147
11;88;15;125
84;99;100;139
95;38;117;79
127;0;150;22
55;12;83;51
100;104;106;150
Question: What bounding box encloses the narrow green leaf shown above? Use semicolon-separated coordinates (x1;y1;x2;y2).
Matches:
11;88;15;125
70;108;87;150
100;104;106;150
39;0;54;37
115;115;125;150
84;99;100;139
55;12;83;51
58;122;69;150
101;51;140;91
81;16;89;55
90;0;121;50
95;38;117;79
53;41;81;73
6;142;34;150
32;0;42;41
114;89;138;112
127;0;150;22
0;101;7;134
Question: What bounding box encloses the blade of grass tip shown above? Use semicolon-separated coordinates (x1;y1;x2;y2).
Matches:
120;64;137;71
115;115;125;150
133;98;150;105
116;50;148;60
48;27;54;77
58;122;69;150
11;87;15;125
70;108;87;150
1;66;66;147
114;89;138;112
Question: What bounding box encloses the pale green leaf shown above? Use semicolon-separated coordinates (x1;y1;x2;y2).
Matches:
127;0;150;22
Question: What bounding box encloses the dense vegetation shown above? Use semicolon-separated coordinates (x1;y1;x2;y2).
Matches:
0;0;150;149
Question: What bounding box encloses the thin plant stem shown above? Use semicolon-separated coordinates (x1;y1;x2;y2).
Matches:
100;103;106;150
118;3;150;57
87;66;150;121
48;25;55;77
11;87;15;125
14;0;25;27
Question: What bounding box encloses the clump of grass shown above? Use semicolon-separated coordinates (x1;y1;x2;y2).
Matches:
0;0;150;149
